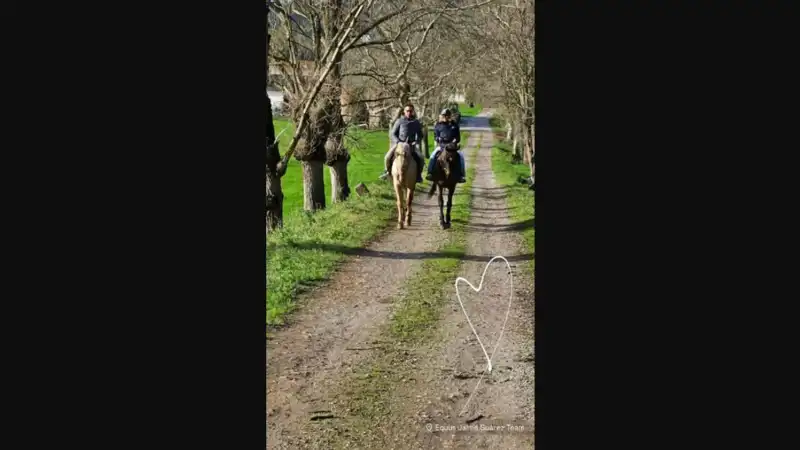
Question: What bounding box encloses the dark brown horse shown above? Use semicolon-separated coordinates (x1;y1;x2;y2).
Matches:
427;144;461;229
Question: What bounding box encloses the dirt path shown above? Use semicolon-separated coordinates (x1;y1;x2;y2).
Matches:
267;111;535;450
312;112;535;449
394;116;535;449
266;133;482;450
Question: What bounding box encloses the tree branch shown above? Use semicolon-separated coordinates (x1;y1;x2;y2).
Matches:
281;0;374;164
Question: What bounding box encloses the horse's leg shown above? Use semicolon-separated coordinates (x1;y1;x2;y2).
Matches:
446;185;455;226
394;181;404;229
405;182;414;226
438;185;445;229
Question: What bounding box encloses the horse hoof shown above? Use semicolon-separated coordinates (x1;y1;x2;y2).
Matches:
398;223;404;230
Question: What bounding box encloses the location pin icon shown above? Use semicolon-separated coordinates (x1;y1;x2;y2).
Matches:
426;423;433;432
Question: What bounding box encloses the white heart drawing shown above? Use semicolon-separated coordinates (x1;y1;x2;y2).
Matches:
454;255;514;415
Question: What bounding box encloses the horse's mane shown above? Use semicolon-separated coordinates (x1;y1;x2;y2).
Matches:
394;142;411;156
393;142;414;186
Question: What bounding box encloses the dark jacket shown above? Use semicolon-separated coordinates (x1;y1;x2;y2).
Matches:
390;116;423;147
434;121;461;147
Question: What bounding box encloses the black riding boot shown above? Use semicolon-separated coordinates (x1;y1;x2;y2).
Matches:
412;153;424;182
386;154;395;174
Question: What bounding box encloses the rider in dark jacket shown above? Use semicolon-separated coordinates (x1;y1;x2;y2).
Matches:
427;109;465;183
381;103;424;183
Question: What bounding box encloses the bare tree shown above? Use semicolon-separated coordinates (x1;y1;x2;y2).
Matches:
268;0;503;217
266;2;288;231
464;0;533;175
271;0;420;210
343;2;493;117
271;0;380;211
499;1;534;171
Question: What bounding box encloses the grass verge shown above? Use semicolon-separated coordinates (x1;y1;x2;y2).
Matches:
266;182;396;326
491;141;535;272
489;115;506;133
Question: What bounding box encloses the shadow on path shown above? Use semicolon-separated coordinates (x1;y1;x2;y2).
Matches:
453;218;535;232
275;241;534;262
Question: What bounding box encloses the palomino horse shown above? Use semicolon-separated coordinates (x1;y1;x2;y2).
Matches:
427;143;461;229
391;142;418;229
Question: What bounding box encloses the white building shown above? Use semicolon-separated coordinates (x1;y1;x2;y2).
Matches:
267;89;284;114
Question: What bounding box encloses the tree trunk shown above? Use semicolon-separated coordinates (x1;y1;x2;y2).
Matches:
528;120;535;174
522;142;530;165
320;31;350;205
511;121;522;163
265;5;285;232
302;160;326;211
512;137;519;160
329;158;350;203
266;168;284;231
421;126;430;158
398;79;411;107
530;156;535;182
506;122;513;141
521;115;533;165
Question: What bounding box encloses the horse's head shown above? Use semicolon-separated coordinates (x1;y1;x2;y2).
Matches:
436;148;456;179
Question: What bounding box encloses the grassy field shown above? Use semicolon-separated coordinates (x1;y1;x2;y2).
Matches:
272;118;389;215
274;118;469;211
459;103;482;117
491;141;535;270
267;118;468;326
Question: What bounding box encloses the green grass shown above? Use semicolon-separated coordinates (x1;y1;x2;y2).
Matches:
267;119;396;326
459;103;483;117
489;116;506;132
275;118;469;217
272;119;389;221
491;141;535;272
267;118;470;327
266;182;397;326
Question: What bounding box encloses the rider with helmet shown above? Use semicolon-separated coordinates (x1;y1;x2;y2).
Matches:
381;103;425;183
426;108;465;183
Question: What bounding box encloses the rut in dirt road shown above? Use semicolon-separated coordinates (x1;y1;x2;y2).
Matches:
401;118;535;450
266;134;481;450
